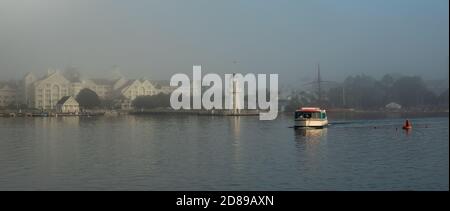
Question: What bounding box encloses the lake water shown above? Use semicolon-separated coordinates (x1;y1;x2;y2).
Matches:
0;113;448;190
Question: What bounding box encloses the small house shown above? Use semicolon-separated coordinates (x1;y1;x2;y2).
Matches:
385;102;402;110
56;96;80;113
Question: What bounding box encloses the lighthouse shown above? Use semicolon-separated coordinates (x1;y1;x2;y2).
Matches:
232;73;241;115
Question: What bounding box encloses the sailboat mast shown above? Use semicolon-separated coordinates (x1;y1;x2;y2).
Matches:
317;63;322;103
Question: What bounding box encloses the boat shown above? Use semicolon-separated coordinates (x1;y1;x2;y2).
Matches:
402;119;412;130
294;107;328;128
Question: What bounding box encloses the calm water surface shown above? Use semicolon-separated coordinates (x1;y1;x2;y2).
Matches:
0;114;448;190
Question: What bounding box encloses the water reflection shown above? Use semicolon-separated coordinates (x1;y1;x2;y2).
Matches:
293;128;328;172
404;128;412;136
294;128;327;142
231;116;241;139
293;128;328;151
0;116;447;190
229;116;243;174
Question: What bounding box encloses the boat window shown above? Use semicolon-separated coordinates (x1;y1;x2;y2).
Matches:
295;112;309;118
295;112;321;119
311;112;321;119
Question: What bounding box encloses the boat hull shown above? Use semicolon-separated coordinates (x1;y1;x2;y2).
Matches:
295;119;328;128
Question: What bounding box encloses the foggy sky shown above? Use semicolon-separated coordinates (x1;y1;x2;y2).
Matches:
0;0;448;85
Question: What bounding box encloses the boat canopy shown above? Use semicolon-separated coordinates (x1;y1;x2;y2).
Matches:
295;107;327;119
296;107;322;112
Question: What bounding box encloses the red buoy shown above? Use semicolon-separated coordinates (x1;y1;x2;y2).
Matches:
402;119;412;130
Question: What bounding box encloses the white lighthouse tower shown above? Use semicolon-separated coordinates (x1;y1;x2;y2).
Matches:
232;73;241;115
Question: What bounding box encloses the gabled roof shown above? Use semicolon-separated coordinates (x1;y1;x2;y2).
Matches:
117;80;136;91
57;96;77;105
113;77;126;84
67;77;82;83
385;102;402;109
90;79;114;85
36;71;70;85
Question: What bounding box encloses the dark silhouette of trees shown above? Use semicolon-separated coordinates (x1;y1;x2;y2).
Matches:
76;88;101;109
100;98;116;109
331;75;386;109
132;93;170;109
389;76;437;108
285;91;317;111
286;74;448;111
438;89;449;108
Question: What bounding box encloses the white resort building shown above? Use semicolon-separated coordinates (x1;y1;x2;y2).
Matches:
14;69;166;110
0;82;17;108
30;71;71;110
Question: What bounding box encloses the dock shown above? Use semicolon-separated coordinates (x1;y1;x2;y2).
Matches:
129;109;261;116
1;112;105;118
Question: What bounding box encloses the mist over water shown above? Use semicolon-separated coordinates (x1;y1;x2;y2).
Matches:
0;0;448;85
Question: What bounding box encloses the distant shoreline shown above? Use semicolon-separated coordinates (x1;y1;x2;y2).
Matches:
1;108;448;118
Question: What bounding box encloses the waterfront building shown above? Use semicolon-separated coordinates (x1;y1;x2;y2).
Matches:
19;69;161;110
69;80;84;99
31;70;71;110
159;85;176;95
385;102;402;110
151;80;176;94
0;82;17;108
116;97;133;110
56;96;80;113
87;79;114;99
115;79;157;101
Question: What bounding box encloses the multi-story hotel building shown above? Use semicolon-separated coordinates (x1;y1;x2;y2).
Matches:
18;69;162;110
0;82;17;108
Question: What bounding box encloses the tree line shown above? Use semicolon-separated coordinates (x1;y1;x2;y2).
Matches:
77;75;450;111
286;74;449;111
2;74;448;112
